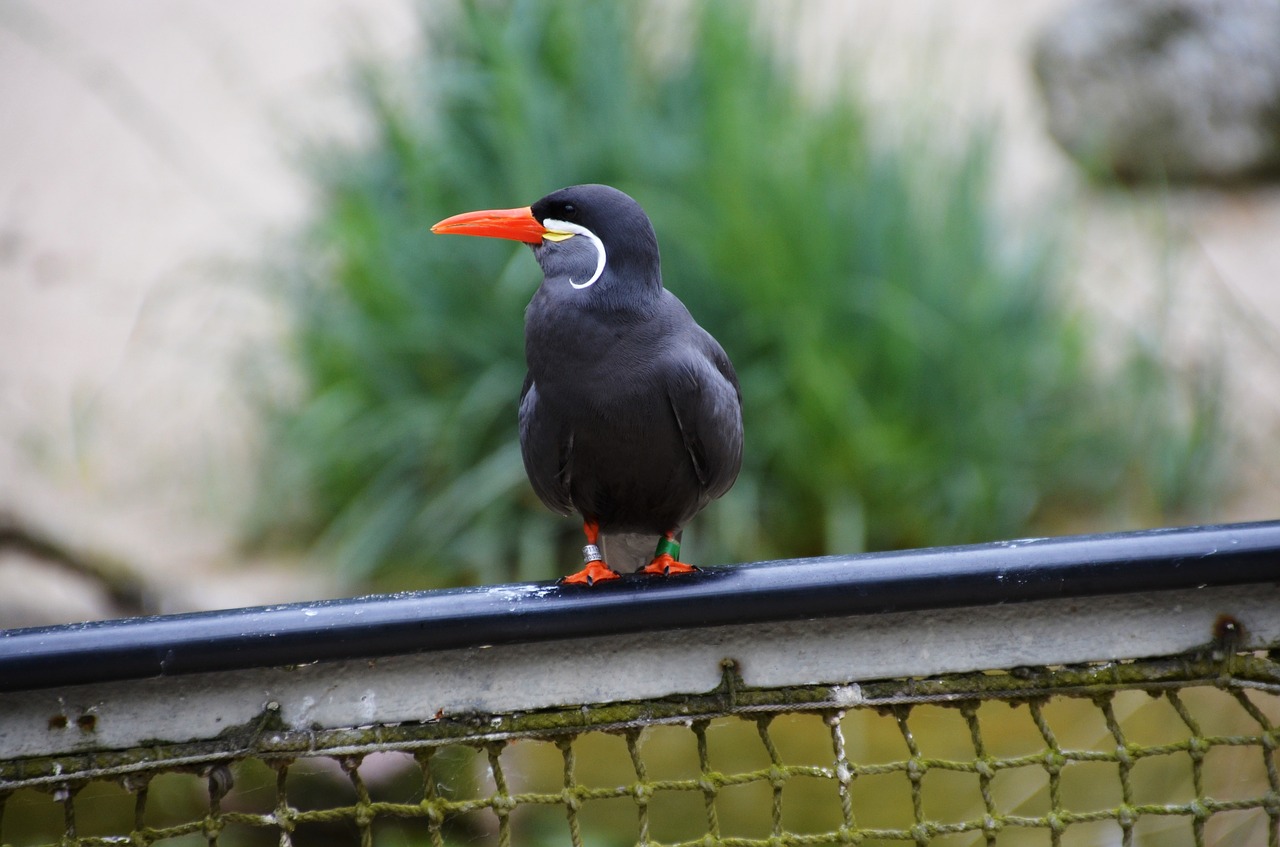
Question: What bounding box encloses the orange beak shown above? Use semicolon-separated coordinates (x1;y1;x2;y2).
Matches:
430;205;547;244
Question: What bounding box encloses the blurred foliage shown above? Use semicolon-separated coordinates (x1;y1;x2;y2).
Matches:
255;0;1221;587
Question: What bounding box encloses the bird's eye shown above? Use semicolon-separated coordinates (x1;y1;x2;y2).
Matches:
562;204;577;217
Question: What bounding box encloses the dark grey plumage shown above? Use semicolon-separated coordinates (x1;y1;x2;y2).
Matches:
516;185;743;570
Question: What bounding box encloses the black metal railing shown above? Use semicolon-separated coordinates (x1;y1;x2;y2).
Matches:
2;520;1278;693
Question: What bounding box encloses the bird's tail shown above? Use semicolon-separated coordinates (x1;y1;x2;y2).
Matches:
601;532;680;573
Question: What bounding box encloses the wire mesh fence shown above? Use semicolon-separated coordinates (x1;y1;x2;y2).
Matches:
3;652;1279;846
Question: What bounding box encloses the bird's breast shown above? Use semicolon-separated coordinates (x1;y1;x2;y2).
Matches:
526;298;666;392
523;288;714;531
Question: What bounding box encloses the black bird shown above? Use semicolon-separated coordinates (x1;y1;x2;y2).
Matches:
432;184;743;585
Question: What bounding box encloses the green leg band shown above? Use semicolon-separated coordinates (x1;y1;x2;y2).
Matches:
654;536;681;560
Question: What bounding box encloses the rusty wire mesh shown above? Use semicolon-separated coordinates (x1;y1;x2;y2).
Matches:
3;651;1278;847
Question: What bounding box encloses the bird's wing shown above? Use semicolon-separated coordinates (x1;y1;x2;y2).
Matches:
666;330;744;502
518;374;575;516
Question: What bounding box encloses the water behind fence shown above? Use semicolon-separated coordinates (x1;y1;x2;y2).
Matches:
2;522;1279;846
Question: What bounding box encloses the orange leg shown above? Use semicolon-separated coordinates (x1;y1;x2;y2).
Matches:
638;532;698;576
560;520;622;586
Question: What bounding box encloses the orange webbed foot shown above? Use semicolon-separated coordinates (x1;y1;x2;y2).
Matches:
560;521;621;586
637;552;699;576
636;533;698;576
560;559;622;586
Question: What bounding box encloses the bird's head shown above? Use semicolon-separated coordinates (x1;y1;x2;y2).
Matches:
431;184;661;298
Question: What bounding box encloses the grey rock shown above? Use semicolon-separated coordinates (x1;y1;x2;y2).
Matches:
1033;0;1280;182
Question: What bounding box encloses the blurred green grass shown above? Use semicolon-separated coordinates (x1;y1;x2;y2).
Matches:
253;0;1221;587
